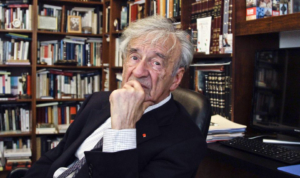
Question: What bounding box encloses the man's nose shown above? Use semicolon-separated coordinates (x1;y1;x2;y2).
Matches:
132;59;149;78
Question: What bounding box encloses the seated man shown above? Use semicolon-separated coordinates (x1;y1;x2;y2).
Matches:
25;16;207;178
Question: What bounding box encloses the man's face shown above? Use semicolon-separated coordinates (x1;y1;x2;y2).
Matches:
122;35;185;104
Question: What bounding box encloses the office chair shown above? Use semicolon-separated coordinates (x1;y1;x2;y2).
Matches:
172;87;211;137
6;167;28;178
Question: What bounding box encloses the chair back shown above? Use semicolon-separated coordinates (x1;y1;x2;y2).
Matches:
6;168;28;178
172;87;211;137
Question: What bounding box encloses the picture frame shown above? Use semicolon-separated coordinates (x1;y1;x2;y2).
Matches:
38;15;57;30
68;16;82;33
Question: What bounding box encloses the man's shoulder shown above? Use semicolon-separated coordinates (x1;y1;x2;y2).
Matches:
83;91;112;107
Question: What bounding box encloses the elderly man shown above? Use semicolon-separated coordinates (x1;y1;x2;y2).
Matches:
25;16;206;178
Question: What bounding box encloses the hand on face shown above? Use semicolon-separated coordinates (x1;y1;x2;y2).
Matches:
109;80;154;130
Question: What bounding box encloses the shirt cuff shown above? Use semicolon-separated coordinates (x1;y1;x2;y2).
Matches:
103;129;136;153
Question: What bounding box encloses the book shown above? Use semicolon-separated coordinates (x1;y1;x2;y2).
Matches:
208;115;246;134
4;148;31;158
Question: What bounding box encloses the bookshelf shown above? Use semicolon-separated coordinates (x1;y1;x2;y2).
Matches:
0;0;105;176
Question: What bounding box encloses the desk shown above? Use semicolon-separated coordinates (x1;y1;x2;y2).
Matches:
195;142;299;178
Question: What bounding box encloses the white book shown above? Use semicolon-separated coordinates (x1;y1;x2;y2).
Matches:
71;7;95;12
36;102;59;108
26;9;29;30
36;74;39;98
36;127;57;134
43;4;62;10
17;76;22;95
5;75;10;94
24;42;29;60
81;79;84;98
66;106;70;125
40;41;58;45
28;5;32;30
77;73;81;98
92;13;97;34
4;148;32;158
19;41;24;59
14;42;17;60
65;36;88;41
57;75;61;99
115;38;120;67
12;110;16;131
60;75;64;95
25;110;30;132
84;77;88;95
62;39;85;45
20;108;24;132
53;105;58;126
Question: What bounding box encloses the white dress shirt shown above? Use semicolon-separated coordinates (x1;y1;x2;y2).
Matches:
54;94;171;178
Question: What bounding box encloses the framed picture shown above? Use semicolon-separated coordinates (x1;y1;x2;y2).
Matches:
38;15;57;30
68;16;82;33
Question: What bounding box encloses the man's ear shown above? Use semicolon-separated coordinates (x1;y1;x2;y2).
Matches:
170;67;185;91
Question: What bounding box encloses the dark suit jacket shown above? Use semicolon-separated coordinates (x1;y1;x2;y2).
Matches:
25;91;207;178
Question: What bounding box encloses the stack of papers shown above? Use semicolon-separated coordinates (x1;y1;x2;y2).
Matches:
207;115;247;143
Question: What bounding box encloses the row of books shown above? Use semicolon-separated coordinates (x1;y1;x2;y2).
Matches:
0;3;32;30
36;102;81;128
246;0;300;20
0;105;31;132
37;4;103;34
149;0;181;19
37;36;102;66
36;136;62;161
0;71;31;98
0;138;32;171
36;69;101;99
190;61;232;120
190;0;233;54
0;33;31;65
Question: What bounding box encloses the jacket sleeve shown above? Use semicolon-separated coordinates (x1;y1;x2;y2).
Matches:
24;94;94;178
84;137;206;178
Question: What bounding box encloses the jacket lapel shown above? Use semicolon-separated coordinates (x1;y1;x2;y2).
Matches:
137;96;177;145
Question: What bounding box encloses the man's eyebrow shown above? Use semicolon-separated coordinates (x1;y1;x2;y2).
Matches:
129;48;138;53
155;52;167;59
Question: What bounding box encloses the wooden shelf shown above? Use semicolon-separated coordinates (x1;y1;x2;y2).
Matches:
0;99;32;103
37;31;102;37
0;65;31;68
0;132;31;137
39;0;103;5
0;29;32;33
193;53;232;59
111;31;123;35
236;13;300;36
36;65;102;69
36;98;85;102
111;66;123;70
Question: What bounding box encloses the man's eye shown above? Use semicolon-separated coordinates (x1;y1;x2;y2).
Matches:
154;61;161;66
131;56;138;60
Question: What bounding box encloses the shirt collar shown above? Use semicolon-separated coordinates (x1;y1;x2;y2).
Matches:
144;93;172;114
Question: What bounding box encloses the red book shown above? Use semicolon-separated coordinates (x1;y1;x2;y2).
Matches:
58;107;62;125
26;74;31;96
8;4;29;8
130;4;138;22
70;106;77;123
44;46;48;58
157;0;160;15
49;70;73;77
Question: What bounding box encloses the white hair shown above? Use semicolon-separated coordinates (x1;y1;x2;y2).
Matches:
119;16;194;76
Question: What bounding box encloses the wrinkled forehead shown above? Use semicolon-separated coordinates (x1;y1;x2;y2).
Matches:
127;33;178;55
